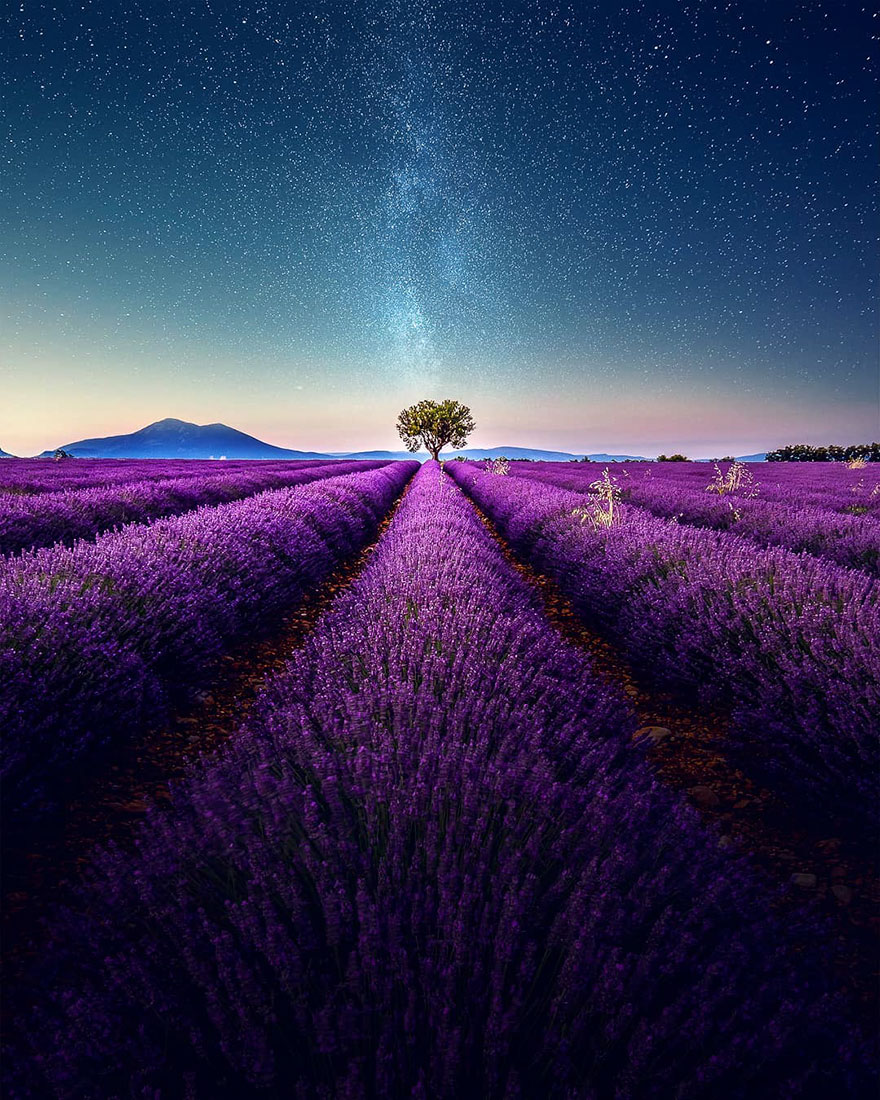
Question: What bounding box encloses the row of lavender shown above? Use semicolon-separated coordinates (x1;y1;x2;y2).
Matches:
0;462;417;818
581;459;880;515
0;460;386;556
0;457;336;495
16;463;866;1097
503;462;880;572
448;462;880;838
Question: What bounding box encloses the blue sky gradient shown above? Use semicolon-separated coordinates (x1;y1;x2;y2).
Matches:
2;1;877;456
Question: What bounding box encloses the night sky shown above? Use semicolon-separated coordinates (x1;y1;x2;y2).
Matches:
2;1;877;457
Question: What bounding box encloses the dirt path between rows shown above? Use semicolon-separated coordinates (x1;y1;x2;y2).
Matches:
2;484;411;1008
465;492;879;1025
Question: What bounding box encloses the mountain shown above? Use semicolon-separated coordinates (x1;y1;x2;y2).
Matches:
446;447;647;462
330;449;421;461
695;454;768;463
34;424;649;462
448;446;582;461
449;446;585;462
40;419;332;460
583;452;647;463
0;445;13;458
335;447;648;462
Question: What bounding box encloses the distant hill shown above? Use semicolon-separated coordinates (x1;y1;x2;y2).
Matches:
332;447;580;461
583;452;648;463
0;445;13;458
330;449;422;461
337;447;648;462
450;446;585;462
26;420;775;465
40;418;332;460
452;446;648;462
432;447;646;462
694;453;768;463
32;423;649;462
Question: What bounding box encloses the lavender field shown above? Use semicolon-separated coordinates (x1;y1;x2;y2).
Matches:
2;457;878;1097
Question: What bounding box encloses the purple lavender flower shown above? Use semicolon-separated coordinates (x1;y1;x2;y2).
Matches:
448;461;880;837
15;464;868;1097
0;462;416;816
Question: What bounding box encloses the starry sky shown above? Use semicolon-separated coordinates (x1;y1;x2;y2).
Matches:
2;1;877;457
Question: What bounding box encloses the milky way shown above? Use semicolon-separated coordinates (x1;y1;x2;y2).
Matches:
2;1;877;454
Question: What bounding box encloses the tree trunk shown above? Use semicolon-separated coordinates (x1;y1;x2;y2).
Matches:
429;447;440;462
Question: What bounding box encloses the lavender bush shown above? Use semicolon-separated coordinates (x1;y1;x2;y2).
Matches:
0;462;416;817
0;457;334;495
621;482;880;573
0;461;386;556
448;462;880;837
526;460;880;514
504;463;880;572
16;464;868;1097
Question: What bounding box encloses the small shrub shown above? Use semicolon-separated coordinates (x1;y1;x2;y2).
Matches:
706;460;759;497
573;467;622;528
486;457;510;476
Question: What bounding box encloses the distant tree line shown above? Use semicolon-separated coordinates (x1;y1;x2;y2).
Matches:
765;443;879;462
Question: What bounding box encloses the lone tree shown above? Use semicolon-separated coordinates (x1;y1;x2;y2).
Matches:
397;399;475;462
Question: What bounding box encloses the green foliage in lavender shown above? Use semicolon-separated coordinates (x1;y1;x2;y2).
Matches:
17;465;868;1097
0;461;386;555
448;462;880;839
396;398;475;461
0;462;416;817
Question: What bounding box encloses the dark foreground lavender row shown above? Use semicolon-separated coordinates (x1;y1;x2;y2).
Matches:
16;464;869;1097
503;463;880;573
0;462;417;818
448;463;880;838
0;461;386;556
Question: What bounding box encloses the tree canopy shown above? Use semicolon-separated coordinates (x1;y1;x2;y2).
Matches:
765;442;879;462
396;399;475;462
